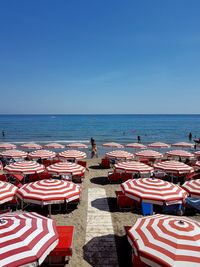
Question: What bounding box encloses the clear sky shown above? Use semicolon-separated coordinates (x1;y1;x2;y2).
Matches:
0;0;200;114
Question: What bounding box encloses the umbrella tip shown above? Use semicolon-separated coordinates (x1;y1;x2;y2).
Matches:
0;219;5;223
178;220;184;225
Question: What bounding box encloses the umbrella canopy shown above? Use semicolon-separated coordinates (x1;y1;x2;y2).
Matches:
0;143;16;150
66;142;88;148
20;143;42;150
4;161;45;175
0;149;28;159
166;150;194;159
102;142;124;148
154;160;194;175
121;178;188;205
127;214;200;267
148;142;170;148
0;212;58;267
44;143;65;149
0;181;18;204
29;149;56;159
182;179;200;198
171;141;194;148
195;161;200;169
125;143;147;149
135;149;163;159
17;179;80;205
105;150;134;161
58;150;87;160
46;161;86;176
114;161;153;174
194;151;200;157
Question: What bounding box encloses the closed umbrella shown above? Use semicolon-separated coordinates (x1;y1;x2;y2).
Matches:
0;212;58;267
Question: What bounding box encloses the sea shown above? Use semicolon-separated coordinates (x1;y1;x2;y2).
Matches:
0;114;199;156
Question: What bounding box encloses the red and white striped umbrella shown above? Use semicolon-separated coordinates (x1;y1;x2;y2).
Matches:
126;143;147;149
154;160;194;175
20;143;42;150
44;143;65;149
0;212;58;267
58;150;87;160
195;161;200;169
29;149;56;159
4;161;45;175
194;151;200;157
127;214;200;267
135;149;163;159
121;178;188;205
0;181;18;204
17;179;80;205
0;143;16;150
148;142;170;148
105;150;134;161
172;141;194;148
114;161;153;174
182;179;200;198
0;149;28;159
166;150;194;159
66;142;88;148
47;161;86;176
102;142;124;148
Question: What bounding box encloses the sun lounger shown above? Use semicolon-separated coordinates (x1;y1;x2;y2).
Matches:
121;172;133;182
115;190;134;210
47;226;74;266
108;172;121;183
100;158;111;168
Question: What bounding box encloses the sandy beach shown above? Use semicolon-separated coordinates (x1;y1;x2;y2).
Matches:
33;157;200;267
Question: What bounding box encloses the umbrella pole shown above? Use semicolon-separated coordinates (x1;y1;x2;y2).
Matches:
48;204;51;218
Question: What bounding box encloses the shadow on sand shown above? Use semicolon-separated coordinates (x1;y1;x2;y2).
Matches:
83;234;132;267
90;176;109;185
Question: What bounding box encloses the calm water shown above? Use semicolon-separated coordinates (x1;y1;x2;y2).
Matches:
0;114;199;155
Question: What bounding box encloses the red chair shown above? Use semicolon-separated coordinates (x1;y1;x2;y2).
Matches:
77;160;87;168
0;174;7;181
47;226;74;266
108;172;121;183
115;190;135;210
101;158;111;169
121;173;133;182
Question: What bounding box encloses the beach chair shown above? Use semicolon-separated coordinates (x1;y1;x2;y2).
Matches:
108;171;121;183
77;160;87;168
72;173;84;183
115;190;134;210
100;158;111;169
0;174;7;181
47;226;74;266
121;172;133;182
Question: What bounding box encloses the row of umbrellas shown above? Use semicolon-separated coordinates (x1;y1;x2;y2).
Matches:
0;141;196;151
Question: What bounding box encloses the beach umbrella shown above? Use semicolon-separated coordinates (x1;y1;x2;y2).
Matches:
102;142;124;148
17;179;81;215
195;161;200;169
46;161;86;176
182;179;200;198
0;143;16;150
105;150;134;161
20;143;42;150
127;214;200;267
66;142;88;148
0;149;28;159
153;160;194;175
44;143;65;149
58;150;87;161
4;161;45;175
0;212;58;267
165;150;194;159
121;178;188;205
0;181;18;204
194;151;200;158
171;141;194;148
135;149;163;160
147;142;170;149
114;161;153;174
29;149;56;159
125;143;147;149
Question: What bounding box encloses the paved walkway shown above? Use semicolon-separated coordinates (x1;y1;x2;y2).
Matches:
85;188;119;267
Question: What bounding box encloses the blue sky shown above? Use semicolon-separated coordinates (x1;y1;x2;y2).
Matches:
0;0;200;114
